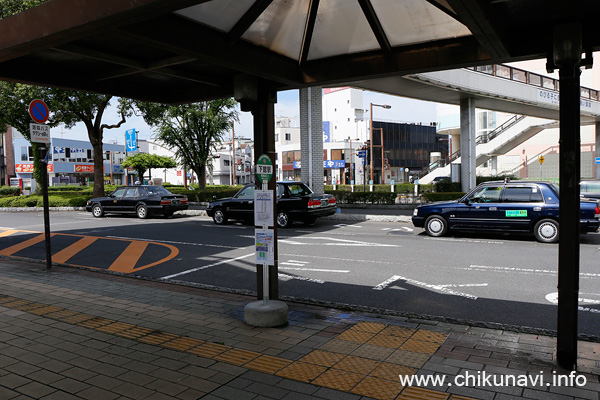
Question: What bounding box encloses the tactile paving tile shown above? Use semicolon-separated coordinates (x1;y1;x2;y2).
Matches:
96;322;136;334
28;305;63;315
337;329;376;344
187;342;231;358
332;355;380;375
115;325;155;339
244;355;291;374
62;313;95;324
400;339;441;354
46;309;79;319
367;333;407;349
385;349;431;368
411;329;449;344
349;321;387;333
312;368;363;392
138;331;179;345
351;375;404;400
351;343;395;361
276;361;327;382
0;295;17;304
3;299;33;309
318;339;361;355
380;325;416;338
369;362;417;382
300;350;346;367
161;337;204;351
214;348;261;366
77;317;114;329
397;386;450;399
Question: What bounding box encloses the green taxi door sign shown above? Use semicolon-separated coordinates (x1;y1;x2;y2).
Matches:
256;154;273;184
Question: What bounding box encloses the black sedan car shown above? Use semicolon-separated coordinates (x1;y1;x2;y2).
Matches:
86;185;188;219
412;180;600;243
580;180;600;201
206;182;336;228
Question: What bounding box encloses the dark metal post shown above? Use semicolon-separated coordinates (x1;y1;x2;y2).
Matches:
40;145;52;270
553;23;584;370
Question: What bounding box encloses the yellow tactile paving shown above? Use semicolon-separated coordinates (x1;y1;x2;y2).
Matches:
187;342;231;358
351;376;405;399
161;337;205;351
214;348;261;366
350;321;387;333
0;294;456;400
276;361;327;382
380;325;417;338
138;331;179;345
397;386;450;400
312;368;363;392
367;333;407;348
337;329;376;343
411;329;449;344
400;339;441;354
244;355;291;374
370;362;417;382
300;350;346;367
332;355;380;375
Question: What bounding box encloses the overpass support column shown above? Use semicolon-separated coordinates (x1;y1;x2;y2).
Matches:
460;98;477;192
596;121;600;178
300;87;324;194
552;22;589;370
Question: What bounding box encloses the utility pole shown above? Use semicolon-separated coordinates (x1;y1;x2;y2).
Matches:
232;123;236;186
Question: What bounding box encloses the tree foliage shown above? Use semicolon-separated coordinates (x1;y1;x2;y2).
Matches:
135;99;238;189
0;0;47;19
121;153;176;181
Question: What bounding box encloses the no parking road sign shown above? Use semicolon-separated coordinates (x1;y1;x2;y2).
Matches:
29;99;49;123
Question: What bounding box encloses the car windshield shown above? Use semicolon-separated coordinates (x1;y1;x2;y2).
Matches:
466;186;502;203
286;183;313;196
145;186;172;195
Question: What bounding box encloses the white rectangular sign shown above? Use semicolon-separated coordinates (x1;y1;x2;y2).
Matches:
254;189;274;227
30;123;50;144
255;228;275;266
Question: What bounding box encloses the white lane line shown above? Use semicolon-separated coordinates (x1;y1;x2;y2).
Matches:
279;274;324;284
438;283;488;288
160;253;254;280
334;224;362;228
107;235;238;249
381;228;392;231
426;237;504;244
279;267;349;273
465;264;600;279
372;275;478;300
281;262;307;267
280;237;398;247
287;260;309;264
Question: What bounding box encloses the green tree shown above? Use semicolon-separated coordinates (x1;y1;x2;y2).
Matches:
135;99;238;189
121;153;176;182
0;0;47;19
0;84;131;196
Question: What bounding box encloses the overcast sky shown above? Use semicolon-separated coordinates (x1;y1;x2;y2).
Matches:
59;89;437;144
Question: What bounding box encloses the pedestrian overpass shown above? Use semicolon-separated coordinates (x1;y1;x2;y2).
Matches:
349;64;600;184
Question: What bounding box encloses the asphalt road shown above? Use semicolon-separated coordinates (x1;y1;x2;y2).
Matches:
1;211;600;337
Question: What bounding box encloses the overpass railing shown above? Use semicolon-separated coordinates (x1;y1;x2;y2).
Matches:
468;64;600;102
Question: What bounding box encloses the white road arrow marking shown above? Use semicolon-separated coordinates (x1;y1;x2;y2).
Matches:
545;292;600;314
372;275;479;300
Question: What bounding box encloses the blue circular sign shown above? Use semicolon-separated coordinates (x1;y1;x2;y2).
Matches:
29;99;49;123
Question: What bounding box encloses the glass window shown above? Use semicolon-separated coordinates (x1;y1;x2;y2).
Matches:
146;186;170;195
512;68;527;83
285;133;291;141
125;188;138;197
286;183;313;196
235;185;254;199
581;181;600;193
502;186;543;202
467;186;502;203
112;188;127;197
496;65;510;79
529;73;541;86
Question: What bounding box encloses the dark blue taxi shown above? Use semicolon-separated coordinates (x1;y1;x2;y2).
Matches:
412;180;600;243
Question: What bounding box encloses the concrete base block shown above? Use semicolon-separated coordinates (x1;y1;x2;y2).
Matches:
244;300;288;327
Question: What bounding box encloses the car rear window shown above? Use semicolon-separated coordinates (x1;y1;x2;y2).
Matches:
146;186;171;195
502;186;543;202
286;184;312;196
581;181;600;193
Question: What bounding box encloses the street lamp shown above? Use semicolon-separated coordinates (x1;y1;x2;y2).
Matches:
369;103;391;184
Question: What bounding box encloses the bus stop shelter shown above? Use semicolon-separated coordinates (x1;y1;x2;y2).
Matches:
0;0;599;369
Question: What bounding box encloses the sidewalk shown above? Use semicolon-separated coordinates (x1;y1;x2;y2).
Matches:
0;258;598;400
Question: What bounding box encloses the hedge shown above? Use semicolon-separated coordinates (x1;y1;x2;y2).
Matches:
0;186;21;196
0;195;89;208
421;192;466;202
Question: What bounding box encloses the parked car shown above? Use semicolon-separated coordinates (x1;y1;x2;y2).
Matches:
412;180;600;243
431;176;450;183
206;182;336;228
86;185;188;219
580;180;600;201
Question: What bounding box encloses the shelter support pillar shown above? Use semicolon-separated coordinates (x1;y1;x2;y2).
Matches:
459;98;476;192
551;22;589;370
300;87;324;194
596;121;600;178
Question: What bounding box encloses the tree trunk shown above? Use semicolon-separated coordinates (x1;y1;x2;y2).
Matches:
197;165;207;189
89;128;105;198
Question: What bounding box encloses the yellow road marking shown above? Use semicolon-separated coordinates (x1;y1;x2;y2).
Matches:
52;236;99;264
0;229;19;238
109;240;149;273
0;233;52;256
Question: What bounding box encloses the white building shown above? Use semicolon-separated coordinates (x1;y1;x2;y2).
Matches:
209;138;253;186
137;139;190;185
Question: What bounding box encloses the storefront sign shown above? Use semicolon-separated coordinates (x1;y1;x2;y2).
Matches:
16;164;53;173
75;164;94;173
324;160;345;168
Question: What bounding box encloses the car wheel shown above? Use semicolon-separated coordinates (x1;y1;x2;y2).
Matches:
136;205;149;219
534;219;558;243
212;208;228;225
277;211;291;228
91;204;104;218
424;215;448;237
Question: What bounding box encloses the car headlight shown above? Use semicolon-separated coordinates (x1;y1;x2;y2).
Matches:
413;208;418;217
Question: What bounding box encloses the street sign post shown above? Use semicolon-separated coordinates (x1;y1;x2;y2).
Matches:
29;99;49;123
256;154;273;184
30;123;50;144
